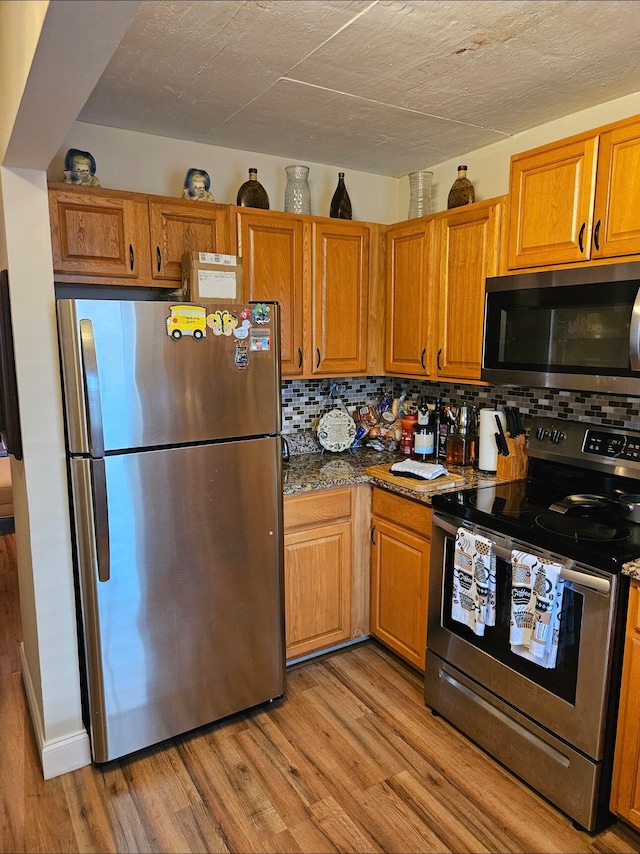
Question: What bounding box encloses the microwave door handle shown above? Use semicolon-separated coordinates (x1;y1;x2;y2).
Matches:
79;319;110;582
630;288;640;371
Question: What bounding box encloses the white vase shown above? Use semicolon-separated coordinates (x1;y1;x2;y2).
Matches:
408;170;433;218
284;165;311;215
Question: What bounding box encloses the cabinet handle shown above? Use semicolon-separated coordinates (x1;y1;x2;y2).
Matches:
370;524;377;546
316;348;321;369
129;244;135;271
578;222;586;253
594;219;601;251
422;348;427;370
156;246;162;272
436;348;442;371
298;348;303;370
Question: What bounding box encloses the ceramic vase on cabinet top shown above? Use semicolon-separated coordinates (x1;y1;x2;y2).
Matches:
408;169;433;218
284;165;311;215
447;165;475;209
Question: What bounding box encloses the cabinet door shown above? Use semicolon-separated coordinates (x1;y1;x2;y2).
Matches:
238;210;305;376
311;221;369;375
148;199;232;283
49;188;142;279
284;520;352;660
370;516;430;671
507;136;598;269
611;582;640;830
593;119;640;260
437;200;502;383
385;219;436;376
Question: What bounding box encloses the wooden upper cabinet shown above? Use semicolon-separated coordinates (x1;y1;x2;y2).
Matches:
437;199;503;383
148;199;232;283
311;220;369;375
49;187;146;280
507;135;598;269
507;115;640;270
385;218;436;377
237;209;305;376
592;118;640;260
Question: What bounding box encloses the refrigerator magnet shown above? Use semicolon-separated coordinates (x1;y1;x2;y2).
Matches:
232;319;251;339
250;329;271;351
207;308;238;336
235;340;249;368
251;303;271;325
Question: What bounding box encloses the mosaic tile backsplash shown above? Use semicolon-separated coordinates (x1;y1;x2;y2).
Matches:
282;377;640;451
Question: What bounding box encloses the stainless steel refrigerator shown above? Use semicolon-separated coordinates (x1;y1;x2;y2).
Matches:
56;298;285;763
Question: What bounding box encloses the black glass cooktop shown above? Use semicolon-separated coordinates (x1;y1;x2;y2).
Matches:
431;459;640;572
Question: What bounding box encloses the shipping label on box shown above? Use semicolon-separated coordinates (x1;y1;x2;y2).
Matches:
181;252;243;302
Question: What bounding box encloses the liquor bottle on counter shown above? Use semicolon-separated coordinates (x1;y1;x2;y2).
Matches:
236;168;270;209
330;172;352;219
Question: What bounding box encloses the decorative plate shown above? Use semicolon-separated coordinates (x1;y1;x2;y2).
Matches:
317;408;357;453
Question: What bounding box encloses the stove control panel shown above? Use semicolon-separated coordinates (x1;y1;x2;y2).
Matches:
528;416;640;479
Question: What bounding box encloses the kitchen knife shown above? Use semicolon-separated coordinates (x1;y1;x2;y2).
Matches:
495;413;510;455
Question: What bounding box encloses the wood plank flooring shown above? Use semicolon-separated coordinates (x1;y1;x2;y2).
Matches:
3;528;640;853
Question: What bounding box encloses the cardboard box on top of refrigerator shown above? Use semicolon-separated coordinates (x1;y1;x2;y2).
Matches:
181;252;244;303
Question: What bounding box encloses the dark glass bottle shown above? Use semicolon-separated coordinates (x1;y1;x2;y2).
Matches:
236;168;269;209
330;172;352;219
447;165;475;209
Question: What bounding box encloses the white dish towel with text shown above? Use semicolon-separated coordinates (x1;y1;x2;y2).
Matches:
451;528;496;636
509;550;565;669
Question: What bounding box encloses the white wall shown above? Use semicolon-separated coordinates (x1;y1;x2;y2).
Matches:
49;123;402;224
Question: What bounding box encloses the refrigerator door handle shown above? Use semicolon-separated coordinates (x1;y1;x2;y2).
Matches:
91;457;111;582
79;319;105;457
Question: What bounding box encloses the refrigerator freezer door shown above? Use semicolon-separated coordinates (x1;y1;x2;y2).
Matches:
70;437;285;762
58;300;281;454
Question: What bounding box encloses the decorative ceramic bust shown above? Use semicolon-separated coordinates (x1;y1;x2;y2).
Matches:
182;168;214;202
63;148;101;187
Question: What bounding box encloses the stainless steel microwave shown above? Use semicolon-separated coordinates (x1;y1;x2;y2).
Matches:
481;261;640;394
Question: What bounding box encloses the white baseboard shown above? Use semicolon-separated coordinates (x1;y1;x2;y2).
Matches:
20;642;91;779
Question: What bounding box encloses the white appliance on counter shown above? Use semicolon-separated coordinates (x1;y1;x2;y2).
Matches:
57;298;285;763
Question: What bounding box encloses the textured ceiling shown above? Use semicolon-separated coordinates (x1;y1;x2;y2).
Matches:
78;0;640;177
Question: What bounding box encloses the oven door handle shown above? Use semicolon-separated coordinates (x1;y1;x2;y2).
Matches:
433;513;611;595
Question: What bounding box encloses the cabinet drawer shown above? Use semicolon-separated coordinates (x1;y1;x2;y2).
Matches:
372;487;431;538
284;487;352;531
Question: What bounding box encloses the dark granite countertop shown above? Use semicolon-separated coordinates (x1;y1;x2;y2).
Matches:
282;447;503;505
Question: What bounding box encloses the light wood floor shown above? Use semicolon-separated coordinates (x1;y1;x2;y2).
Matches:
3;530;640;854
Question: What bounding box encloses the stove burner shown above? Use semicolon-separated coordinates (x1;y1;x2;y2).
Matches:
535;512;632;542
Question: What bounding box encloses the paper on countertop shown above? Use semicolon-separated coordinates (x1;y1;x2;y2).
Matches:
390;459;450;480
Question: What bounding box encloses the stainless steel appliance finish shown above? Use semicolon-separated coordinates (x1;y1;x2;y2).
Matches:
57;299;285;763
481;260;640;394
426;417;638;832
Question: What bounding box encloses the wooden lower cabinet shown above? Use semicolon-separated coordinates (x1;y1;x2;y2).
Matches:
611;580;640;829
370;487;431;671
283;486;370;661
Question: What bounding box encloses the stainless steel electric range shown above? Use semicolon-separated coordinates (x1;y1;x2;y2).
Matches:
426;416;640;832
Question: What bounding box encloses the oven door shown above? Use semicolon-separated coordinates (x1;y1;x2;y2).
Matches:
427;512;620;761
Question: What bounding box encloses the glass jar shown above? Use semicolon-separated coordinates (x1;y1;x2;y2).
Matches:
408;169;433;218
284;165;311;215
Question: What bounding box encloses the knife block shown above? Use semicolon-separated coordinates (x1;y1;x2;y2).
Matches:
496;433;528;481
